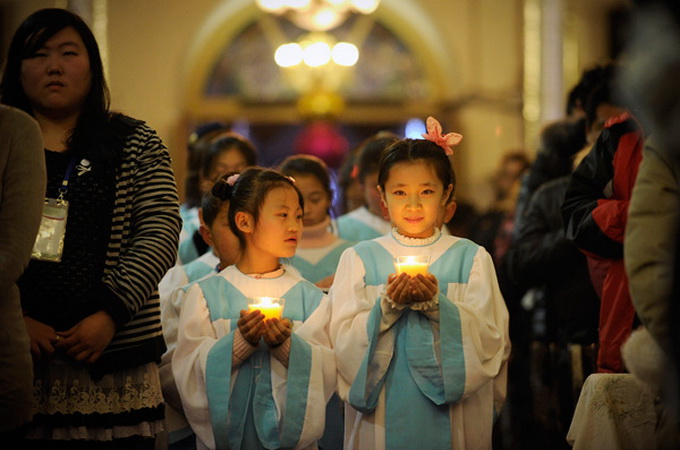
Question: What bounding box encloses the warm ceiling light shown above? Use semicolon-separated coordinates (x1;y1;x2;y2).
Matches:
310;5;343;30
287;0;311;8
331;42;358;66
256;0;285;13
275;43;304;67
350;0;380;15
303;41;332;67
256;0;380;31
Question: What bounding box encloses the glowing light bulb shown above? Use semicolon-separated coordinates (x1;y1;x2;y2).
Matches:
257;0;285;13
332;42;359;66
286;0;311;9
351;0;380;14
275;43;303;67
304;41;332;67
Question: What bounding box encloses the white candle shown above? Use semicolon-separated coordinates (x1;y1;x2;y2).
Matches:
394;255;430;277
248;297;284;320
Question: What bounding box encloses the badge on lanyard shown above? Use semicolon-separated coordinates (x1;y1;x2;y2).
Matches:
32;157;77;262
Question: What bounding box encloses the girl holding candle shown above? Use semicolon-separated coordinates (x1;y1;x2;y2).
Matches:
328;117;511;449
173;167;336;450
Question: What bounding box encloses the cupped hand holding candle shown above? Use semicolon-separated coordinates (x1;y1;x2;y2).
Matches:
247;297;286;321
394;255;430;277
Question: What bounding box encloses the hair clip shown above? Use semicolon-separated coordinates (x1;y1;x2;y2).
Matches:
350;164;359;179
287;175;296;184
421;116;463;156
226;174;239;186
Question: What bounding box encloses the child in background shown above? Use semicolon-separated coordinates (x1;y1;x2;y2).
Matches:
159;174;242;448
178;131;257;264
329;117;510;449
336;132;399;241
173;168;336;450
178;124;228;264
280;154;354;291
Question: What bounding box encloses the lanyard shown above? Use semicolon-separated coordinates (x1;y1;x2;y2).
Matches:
57;157;78;203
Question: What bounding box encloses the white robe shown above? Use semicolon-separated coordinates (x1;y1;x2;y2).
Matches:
173;265;336;450
159;251;219;440
328;230;510;450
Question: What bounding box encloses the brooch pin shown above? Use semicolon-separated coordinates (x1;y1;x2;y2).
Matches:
76;159;91;176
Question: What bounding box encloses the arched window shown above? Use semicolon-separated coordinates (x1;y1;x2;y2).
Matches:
203;15;430;104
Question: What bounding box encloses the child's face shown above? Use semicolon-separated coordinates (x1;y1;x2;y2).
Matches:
381;160;451;238
294;174;331;227
209;203;241;268
251;185;303;260
200;148;249;194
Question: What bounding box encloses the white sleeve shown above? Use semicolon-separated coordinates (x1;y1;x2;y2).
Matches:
171;283;218;450
159;264;188;307
159;285;187;413
453;247;511;399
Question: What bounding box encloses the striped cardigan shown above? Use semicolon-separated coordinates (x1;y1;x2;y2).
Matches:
90;118;181;376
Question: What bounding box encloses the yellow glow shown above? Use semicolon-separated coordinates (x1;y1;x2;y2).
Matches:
303;41;332;67
248;297;284;320
257;0;285;13
332;42;359;66
394;255;430;277
351;0;380;14
275;43;304;67
311;6;342;30
286;0;311;9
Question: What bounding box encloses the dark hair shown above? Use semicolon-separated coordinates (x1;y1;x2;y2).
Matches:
202;172;237;226
355;132;400;182
185;124;230;207
200;132;258;180
584;64;623;128
0;8;127;162
566;65;608;116
378;138;456;198
279;154;333;200
217;167;304;249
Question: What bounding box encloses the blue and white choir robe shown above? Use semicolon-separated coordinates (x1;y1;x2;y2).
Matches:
173;265;336;450
160;250;220;305
291;239;354;286
336;206;391;242
177;204;202;264
159;251;220;443
328;230;510;450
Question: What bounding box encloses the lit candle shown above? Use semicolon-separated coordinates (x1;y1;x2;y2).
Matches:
394;255;430;277
248;297;284;320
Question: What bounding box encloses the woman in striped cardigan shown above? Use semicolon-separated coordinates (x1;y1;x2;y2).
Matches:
0;8;181;448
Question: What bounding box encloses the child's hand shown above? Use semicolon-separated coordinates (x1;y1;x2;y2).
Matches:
238;309;265;345
386;272;412;304
408;273;438;303
263;318;292;347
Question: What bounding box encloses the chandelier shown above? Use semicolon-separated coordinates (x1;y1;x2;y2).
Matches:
255;0;380;31
255;0;380;117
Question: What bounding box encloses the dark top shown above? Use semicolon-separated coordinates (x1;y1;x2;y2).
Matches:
19;149;116;331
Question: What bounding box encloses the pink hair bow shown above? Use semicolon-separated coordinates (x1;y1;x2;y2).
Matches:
421;116;463;156
226;174;239;186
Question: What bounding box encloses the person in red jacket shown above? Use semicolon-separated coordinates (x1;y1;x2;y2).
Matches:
561;109;645;373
